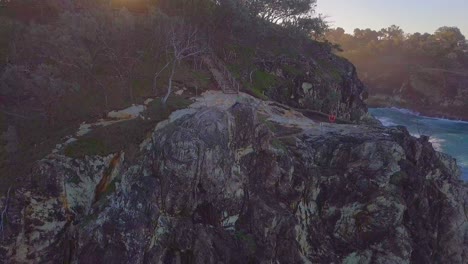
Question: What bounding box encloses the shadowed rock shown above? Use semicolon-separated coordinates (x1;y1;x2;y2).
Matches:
1;92;467;263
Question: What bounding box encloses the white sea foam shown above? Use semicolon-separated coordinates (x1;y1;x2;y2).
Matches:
425;116;468;124
386;107;468;124
408;132;445;152
371;107;468;181
429;137;445;152
457;156;468;167
390;107;420;116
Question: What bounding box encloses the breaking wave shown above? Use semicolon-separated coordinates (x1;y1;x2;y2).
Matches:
370;108;468;181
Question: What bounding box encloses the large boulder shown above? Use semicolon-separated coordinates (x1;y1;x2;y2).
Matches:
262;53;368;122
1;92;467;263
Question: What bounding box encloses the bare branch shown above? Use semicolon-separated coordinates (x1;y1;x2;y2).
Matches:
156;22;205;103
1;186;12;241
153;61;173;94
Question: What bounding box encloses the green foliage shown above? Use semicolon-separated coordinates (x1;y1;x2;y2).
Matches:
155;0;217;27
271;138;288;152
226;44;256;66
64;96;191;158
227;64;243;79
144;96;192;120
67;174;82;185
0;144;6;164
234;230;257;254
0;112;6;154
1;0;62;23
228;61;271;98
282;64;304;76
242;0;327;37
318;90;341;113
324;24;468;101
325;25;467;69
64;138;107;158
315;58;343;82
191;70;211;90
328;90;341;104
390;171;408;186
0;17;15;69
305;97;323;111
0;112;7;174
350;108;363;122
131;78;152;99
251;70;277;95
434;26;465;48
0;0;333;186
0;111;5;132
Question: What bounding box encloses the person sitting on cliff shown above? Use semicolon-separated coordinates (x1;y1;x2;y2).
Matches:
329;111;337;123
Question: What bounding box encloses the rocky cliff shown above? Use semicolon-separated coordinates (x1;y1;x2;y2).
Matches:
244;48;369;123
1;91;467;263
366;68;468;121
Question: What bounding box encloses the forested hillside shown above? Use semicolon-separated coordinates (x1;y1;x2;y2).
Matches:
325;25;468;120
1;0;369;192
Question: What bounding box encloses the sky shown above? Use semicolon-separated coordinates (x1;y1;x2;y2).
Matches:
317;0;468;37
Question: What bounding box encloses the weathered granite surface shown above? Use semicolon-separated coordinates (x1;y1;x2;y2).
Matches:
1;92;467;263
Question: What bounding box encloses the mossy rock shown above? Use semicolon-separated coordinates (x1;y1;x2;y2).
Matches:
329;90;342;101
390;171;408;186
252;71;277;91
234;230;257;255
64;138;108;158
64;96;192;158
246;70;278;99
271;138;288;152
315;58;345;82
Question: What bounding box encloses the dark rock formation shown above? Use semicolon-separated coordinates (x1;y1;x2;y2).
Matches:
1;92;467;263
259;53;368;122
366;69;468;121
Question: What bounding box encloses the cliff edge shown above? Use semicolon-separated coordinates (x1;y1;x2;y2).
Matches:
1;91;467;263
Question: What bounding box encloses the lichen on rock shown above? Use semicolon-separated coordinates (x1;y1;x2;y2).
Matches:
1;92;467;263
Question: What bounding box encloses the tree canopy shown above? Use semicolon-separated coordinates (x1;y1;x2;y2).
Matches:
244;0;316;23
325;25;468;69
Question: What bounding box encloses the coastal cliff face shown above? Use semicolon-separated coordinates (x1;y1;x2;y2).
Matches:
1;92;467;263
254;51;369;122
366;69;468;120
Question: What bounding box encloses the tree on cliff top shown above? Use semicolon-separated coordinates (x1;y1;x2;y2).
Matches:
243;0;317;23
434;26;466;48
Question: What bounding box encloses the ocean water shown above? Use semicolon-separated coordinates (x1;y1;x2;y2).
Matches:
369;108;468;181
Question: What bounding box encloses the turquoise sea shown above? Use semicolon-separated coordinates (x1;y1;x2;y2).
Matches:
369;108;468;181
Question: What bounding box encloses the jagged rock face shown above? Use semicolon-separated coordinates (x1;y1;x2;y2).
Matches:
264;53;368;122
1;92;467;263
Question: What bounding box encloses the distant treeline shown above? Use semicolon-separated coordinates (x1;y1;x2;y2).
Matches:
325;25;468;72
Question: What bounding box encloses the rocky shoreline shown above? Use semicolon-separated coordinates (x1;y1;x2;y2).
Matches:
367;95;468;122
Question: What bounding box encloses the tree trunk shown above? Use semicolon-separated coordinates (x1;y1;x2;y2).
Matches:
162;61;177;104
105;94;109;111
129;81;134;103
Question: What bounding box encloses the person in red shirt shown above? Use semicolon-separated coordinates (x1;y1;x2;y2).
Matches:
329;112;337;123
